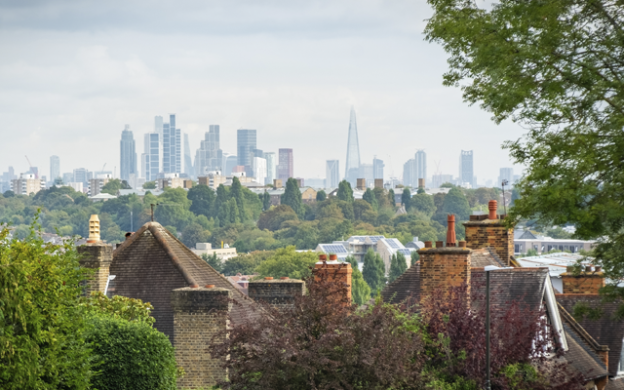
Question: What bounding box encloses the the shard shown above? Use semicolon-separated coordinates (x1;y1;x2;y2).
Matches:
344;106;361;186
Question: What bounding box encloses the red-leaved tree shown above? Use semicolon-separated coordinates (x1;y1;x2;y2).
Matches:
420;283;586;390
210;266;426;390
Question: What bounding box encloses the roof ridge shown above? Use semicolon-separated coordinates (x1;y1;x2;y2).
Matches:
558;302;608;353
148;224;198;287
486;247;505;267
112;222;152;257
149;224;251;301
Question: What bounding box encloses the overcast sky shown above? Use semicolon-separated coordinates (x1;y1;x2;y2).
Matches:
0;0;524;184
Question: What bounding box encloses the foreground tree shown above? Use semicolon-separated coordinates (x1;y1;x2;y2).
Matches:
210;272;425;389
0;221;93;390
425;0;624;300
420;284;585;389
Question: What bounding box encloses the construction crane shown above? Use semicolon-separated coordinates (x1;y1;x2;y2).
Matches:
25;155;38;178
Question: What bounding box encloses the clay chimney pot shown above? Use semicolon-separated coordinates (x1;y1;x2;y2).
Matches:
280;276;289;280
329;254;337;261
435;241;444;248
446;214;457;247
458;240;466;248
264;277;274;280
205;284;215;288
424;241;432;248
488;200;498;220
319;254;327;261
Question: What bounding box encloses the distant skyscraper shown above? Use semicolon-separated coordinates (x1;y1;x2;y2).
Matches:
224;155;238;176
73;168;89;185
264;152;277;185
403;159;415;187
163;114;181;174
237;129;257;175
459;150;474;188
143;133;160;181
50;156;60;181
373;158;384;180
326;160;340;188
415;150;426;183
344;107;361;186
184;134;194;178
252;157;267;184
431;174;453;188
120;125;137;182
278;148;294;181
498;167;514;187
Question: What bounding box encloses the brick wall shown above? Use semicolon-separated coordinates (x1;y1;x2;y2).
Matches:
248;277;304;309
313;261;352;306
561;272;605;294
418;245;471;300
463;219;513;266
77;243;113;296
171;287;231;389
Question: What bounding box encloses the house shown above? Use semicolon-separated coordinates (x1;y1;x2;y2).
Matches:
556;269;624;389
380;200;609;389
77;220;261;388
192;242;237;262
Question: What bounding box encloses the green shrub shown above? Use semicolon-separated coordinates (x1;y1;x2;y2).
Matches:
86;316;178;390
0;220;93;390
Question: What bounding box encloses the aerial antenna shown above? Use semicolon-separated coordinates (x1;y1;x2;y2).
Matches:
501;180;509;215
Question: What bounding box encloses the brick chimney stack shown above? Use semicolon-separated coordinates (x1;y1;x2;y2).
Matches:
78;215;113;296
171;286;231;388
313;254;352;305
418;239;471;301
463;200;514;266
561;266;605;295
248;277;304;309
446;214;456;247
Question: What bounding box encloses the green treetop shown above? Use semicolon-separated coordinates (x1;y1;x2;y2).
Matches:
345;255;371;305
281;178;303;217
337;180;354;203
362;188;378;210
443;187;471;221
316;189;327;201
389;252;408;283
401;188;412;210
362;249;386;297
230;177;246;222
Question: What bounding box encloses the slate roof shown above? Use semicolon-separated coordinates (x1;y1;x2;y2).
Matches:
471;247;506;268
607;377;624;390
381;263;421;305
111;222;258;339
557;303;608;381
558;294;624;376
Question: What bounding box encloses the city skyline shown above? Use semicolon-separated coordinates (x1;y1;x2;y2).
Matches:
0;1;524;184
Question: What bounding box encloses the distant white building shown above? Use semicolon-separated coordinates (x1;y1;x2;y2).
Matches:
252;156;267;185
192;243;237;262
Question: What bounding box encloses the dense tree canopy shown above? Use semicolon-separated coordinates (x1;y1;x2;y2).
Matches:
426;0;624;299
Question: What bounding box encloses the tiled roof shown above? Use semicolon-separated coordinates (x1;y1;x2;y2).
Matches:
606;377;624;390
111;222;258;339
381;263;421;304
470;247;506;268
470;268;548;314
558;294;624;376
557;304;608;381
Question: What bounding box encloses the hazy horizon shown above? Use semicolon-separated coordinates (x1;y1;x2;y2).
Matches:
0;0;525;184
